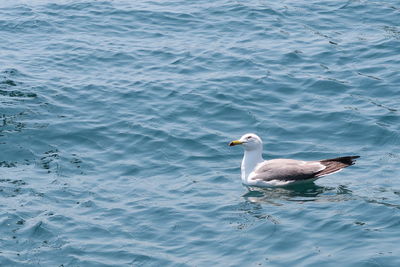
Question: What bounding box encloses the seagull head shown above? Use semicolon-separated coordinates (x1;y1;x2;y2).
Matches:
229;133;263;151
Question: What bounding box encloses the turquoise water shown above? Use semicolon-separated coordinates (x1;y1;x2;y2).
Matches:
0;0;399;266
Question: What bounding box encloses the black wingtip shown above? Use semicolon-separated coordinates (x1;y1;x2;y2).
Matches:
321;155;360;166
350;155;360;165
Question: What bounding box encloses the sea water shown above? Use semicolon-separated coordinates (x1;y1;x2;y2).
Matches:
0;1;399;266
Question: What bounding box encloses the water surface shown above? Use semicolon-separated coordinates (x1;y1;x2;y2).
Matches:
0;0;399;266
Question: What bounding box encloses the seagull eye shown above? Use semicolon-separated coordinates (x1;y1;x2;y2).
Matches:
246;136;252;140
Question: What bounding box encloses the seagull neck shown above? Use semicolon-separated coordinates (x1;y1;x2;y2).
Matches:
241;148;263;181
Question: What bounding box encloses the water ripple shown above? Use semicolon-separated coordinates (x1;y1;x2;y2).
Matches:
0;0;400;266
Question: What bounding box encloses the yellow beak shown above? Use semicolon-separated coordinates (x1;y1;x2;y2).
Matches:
229;140;243;146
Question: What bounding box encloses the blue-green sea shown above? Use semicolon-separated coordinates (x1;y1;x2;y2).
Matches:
1;0;399;266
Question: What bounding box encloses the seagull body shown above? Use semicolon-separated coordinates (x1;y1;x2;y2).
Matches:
229;133;359;187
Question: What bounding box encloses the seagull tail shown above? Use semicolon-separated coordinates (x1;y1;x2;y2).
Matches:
315;156;360;177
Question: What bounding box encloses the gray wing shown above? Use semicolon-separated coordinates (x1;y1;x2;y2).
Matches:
250;159;325;182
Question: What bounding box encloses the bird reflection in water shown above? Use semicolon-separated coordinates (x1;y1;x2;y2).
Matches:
242;182;352;205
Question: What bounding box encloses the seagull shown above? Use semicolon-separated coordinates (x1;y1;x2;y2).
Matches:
229;133;359;187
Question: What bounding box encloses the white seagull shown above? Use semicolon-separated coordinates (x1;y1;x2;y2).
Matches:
229;133;359;187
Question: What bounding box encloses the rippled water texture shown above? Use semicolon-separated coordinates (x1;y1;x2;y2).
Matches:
0;0;399;266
